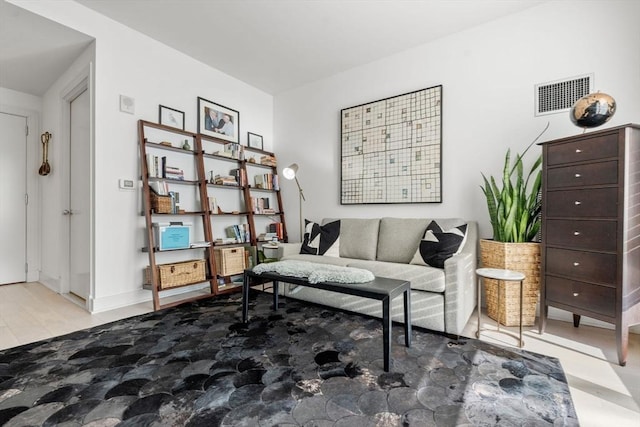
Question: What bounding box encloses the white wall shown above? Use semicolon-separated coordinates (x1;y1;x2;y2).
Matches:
11;0;274;311
0;87;42;283
274;0;640;242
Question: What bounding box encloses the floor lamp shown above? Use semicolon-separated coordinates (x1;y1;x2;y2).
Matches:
282;163;306;240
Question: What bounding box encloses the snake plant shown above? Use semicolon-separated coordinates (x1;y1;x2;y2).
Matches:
480;123;549;243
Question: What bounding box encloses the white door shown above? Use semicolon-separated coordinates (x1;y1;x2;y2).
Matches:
68;89;90;299
0;113;27;285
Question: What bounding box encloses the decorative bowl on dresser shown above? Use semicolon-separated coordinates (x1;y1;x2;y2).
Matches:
538;123;640;366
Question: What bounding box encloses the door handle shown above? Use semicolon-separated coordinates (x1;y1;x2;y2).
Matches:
63;209;73;215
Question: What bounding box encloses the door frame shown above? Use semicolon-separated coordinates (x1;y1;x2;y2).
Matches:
59;64;94;310
0;105;41;283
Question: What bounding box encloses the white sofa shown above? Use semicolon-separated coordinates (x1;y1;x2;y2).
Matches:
276;217;478;336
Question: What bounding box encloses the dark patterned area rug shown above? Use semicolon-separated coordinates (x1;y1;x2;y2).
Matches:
0;291;578;426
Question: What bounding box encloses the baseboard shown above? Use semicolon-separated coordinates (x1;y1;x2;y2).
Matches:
89;283;210;313
37;272;60;293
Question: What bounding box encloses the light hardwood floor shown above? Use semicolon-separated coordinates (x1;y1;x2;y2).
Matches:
1;282;638;426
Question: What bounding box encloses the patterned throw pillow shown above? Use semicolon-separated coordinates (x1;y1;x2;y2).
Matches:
300;220;340;257
410;221;468;268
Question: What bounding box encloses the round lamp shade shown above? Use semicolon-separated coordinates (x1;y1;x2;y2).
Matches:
282;163;298;180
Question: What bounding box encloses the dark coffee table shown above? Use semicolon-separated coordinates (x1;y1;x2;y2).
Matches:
242;269;411;371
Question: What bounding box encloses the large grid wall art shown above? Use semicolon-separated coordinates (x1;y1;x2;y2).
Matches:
341;85;442;204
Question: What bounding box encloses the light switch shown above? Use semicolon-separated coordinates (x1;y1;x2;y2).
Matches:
119;179;135;190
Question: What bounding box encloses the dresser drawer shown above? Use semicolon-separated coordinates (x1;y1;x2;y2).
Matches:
546;188;617;218
546;248;617;284
545;276;615;318
546;160;618;189
546;134;618;165
545;220;617;252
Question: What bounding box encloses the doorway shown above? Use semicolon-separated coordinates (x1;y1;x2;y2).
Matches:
0;113;27;285
65;85;91;302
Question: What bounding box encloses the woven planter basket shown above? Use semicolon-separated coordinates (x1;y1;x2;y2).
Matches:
479;239;541;326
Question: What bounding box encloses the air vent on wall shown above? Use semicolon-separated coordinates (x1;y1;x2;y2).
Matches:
535;74;592;116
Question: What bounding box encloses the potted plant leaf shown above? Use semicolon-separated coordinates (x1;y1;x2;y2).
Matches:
479;123;548;326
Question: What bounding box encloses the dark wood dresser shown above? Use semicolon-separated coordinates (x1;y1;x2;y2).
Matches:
539;124;640;366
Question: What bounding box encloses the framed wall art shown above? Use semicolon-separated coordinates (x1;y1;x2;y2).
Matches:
247;132;263;150
340;85;442;204
197;97;240;144
158;105;185;130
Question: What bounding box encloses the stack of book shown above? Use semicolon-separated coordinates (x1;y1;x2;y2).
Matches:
213;143;243;160
252;197;275;214
163;165;184;180
260;155;277;167
212;174;238;186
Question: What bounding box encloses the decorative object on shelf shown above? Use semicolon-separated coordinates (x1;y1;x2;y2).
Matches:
283;163;305;240
38;131;52;176
479;123;549;326
247;132;263;149
570;91;616;130
197;97;239;143
341;85;442;204
159;105;185;130
182;139;190;150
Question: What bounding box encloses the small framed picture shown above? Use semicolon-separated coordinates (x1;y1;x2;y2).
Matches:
247;132;263;150
198;97;240;144
158;105;185;130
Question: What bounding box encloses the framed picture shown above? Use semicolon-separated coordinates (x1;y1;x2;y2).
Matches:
341;85;443;204
158;105;184;130
247;132;263;150
197;97;239;143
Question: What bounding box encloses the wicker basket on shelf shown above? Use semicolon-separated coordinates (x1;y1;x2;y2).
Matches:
480;239;540;326
145;259;206;289
150;193;172;214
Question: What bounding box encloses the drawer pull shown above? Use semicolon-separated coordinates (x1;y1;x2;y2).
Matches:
574;201;581;205
573;231;581;236
573;262;580;267
576;149;583;153
573;292;579;297
575;173;581;178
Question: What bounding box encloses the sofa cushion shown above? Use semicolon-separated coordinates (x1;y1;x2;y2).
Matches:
281;253;354;267
410;221;468;268
376;218;431;263
346;260;446;293
300;219;340;257
376;217;468;264
336;218;380;260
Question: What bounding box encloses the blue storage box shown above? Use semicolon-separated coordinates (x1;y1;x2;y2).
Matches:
154;222;191;250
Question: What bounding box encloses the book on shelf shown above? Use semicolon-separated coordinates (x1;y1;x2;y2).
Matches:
230;168;247;186
208;197;218;214
149;180;169;195
212;174;238;186
190;241;212;248
225;224;250;243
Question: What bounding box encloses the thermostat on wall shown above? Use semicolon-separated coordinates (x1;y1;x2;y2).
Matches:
119;179;135;190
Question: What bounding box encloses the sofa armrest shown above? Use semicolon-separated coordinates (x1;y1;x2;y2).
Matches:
443;221;478;335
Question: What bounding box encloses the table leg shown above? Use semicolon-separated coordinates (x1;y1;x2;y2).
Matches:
242;270;250;323
272;280;279;311
382;296;391;372
404;289;412;348
497;279;501;332
519;279;524;348
476;276;481;339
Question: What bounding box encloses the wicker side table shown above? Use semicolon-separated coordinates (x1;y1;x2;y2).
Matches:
476;268;526;348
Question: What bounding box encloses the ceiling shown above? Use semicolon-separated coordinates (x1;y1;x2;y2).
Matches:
0;1;93;96
1;0;546;96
